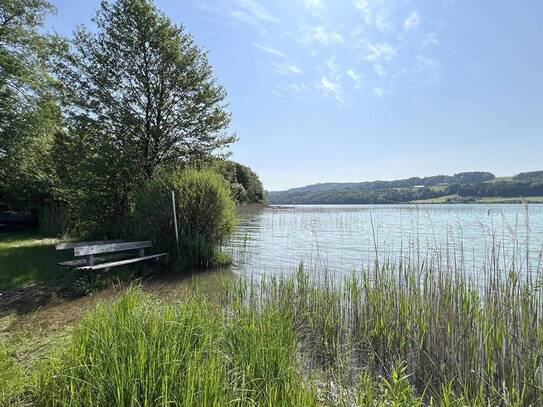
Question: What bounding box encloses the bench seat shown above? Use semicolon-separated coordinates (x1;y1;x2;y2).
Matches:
58;252;131;267
57;240;166;272
76;253;167;271
55;240;125;250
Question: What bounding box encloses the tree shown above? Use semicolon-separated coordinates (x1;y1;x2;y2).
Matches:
212;160;265;204
0;0;63;216
57;0;235;235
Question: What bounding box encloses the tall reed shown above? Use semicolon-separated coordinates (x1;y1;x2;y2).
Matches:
35;288;317;406
32;210;543;406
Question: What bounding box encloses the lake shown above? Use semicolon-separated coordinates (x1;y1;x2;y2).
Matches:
226;204;543;281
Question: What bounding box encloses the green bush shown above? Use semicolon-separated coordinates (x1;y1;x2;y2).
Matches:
134;168;237;268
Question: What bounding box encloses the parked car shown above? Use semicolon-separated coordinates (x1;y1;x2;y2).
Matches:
0;211;38;231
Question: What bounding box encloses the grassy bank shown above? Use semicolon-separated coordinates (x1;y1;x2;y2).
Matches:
1;254;541;406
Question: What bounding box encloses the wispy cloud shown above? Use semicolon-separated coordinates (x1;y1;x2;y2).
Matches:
347;69;362;88
301;26;343;45
196;0;278;28
373;64;386;77
273;62;303;75
193;0;446;103
352;0;372;25
421;33;439;49
317;76;345;105
230;0;278;25
325;57;341;73
253;43;286;58
404;11;420;31
352;0;392;32
272;82;308;97
305;0;325;18
373;87;387;98
365;42;397;63
415;55;441;83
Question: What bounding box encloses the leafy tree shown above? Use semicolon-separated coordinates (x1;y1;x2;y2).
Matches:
212;160;265;204
57;0;236;236
0;0;63;218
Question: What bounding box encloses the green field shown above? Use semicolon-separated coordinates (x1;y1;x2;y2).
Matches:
412;195;543;204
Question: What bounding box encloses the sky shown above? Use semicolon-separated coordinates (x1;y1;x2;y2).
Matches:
46;0;543;191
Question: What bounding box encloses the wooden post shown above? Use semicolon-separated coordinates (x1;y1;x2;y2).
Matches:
172;190;180;257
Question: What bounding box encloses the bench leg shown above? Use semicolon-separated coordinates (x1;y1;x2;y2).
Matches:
87;254;95;266
138;248;145;258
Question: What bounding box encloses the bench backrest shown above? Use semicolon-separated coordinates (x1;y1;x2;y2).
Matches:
56;240;125;251
74;241;152;256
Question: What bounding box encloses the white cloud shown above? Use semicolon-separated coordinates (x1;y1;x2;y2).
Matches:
305;0;325;18
365;42;397;63
325;57;340;73
352;0;372;25
229;0;278;26
253;43;286;58
347;69;362;88
373;64;386;77
375;7;393;33
317;76;345;105
352;0;392;32
373;87;386;98
193;0;278;28
404;11;420;31
415;55;441;82
301;26;343;45
273;82;308;97
421;33;439;48
273;62;303;75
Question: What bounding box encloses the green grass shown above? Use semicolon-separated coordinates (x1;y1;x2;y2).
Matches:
33;287;318;407
0;232;67;291
1;251;537;406
411;194;460;204
3;227;543;405
0;231;163;293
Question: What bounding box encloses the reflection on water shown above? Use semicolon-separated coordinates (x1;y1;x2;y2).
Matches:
226;204;543;280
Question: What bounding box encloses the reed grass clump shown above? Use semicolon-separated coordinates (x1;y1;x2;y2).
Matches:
30;216;543;407
233;258;543;406
35;288;317;407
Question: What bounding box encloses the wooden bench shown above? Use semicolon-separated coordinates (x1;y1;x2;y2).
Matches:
56;240;167;271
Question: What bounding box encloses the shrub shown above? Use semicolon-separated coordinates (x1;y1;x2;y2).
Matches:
134;168;237;268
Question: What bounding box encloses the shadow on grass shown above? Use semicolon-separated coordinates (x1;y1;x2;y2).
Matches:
0;232;69;290
0;231;233;317
0;232;149;316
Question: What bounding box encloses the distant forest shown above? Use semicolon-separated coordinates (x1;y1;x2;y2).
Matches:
268;171;543;205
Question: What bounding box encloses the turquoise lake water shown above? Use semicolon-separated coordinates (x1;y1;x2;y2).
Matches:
226;204;543;281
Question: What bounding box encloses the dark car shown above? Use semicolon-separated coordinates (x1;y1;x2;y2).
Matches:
0;211;38;231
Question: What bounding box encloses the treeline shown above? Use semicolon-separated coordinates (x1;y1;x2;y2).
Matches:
0;0;263;237
274;172;495;195
268;171;543;204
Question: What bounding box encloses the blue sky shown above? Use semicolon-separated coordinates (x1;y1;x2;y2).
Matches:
46;0;543;191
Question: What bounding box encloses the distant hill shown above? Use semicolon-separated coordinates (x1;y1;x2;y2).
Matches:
268;171;543;205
